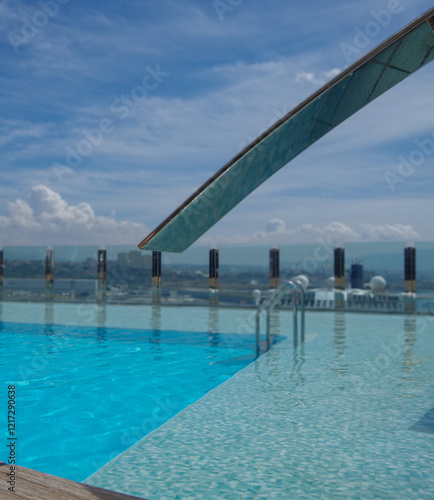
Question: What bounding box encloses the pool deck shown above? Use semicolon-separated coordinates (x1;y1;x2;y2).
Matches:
85;321;434;500
0;462;146;500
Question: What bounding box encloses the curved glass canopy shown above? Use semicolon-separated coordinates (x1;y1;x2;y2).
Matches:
139;8;434;253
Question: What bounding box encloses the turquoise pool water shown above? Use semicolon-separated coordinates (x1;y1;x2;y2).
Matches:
3;303;434;498
0;303;257;482
86;311;434;500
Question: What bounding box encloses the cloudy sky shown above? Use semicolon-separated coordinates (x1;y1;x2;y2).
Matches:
0;0;433;249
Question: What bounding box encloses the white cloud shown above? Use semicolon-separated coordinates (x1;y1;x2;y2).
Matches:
200;218;422;246
0;190;423;250
0;185;149;246
295;68;341;86
265;219;287;234
358;223;420;242
0;120;49;149
253;219;360;245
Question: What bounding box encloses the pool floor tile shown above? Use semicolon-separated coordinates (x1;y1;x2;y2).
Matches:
85;313;434;499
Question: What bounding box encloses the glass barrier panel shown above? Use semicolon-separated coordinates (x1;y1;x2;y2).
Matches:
280;243;331;288
218;245;268;306
106;245;152;302
52;246;99;301
0;242;432;313
160;245;209;303
2;246;46;300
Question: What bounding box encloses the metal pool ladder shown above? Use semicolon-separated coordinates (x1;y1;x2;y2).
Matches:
255;280;305;357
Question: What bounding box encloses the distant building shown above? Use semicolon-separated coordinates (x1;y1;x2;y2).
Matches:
117;251;151;270
350;260;364;289
4;279;96;297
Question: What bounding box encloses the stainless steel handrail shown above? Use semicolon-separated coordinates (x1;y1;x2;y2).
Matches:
255;280;305;358
293;281;305;343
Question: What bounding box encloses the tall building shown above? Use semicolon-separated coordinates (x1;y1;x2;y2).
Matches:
334;247;345;290
350;261;364;289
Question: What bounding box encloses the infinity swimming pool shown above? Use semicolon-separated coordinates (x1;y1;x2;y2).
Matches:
87;310;434;500
0;302;258;481
2;303;434;498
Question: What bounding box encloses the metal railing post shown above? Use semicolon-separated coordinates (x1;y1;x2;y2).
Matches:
255;279;306;356
293;288;298;347
266;309;271;351
293;281;305;343
255;311;261;359
300;287;305;342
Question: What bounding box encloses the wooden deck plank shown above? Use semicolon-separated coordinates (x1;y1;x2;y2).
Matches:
0;463;146;500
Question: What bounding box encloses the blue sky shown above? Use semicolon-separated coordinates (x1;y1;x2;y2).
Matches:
0;0;433;248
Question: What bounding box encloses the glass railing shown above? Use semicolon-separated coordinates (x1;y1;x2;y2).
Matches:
1;242;433;313
2;246;46;299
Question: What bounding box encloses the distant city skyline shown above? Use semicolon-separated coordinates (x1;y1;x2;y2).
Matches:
3;242;434;274
1;1;433;248
117;250;151;270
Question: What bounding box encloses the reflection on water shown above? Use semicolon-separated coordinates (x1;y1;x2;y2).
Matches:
151;304;161;332
330;312;349;376
253;342;306;390
402;316;419;374
208;306;220;347
252;343;306;429
97;304;107;343
288;346;306;429
0;302;3;333
290;345;306;391
269;309;280;346
150;305;162;360
333;313;346;355
94;305;109;366
44;302;54;336
41;303;61;362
